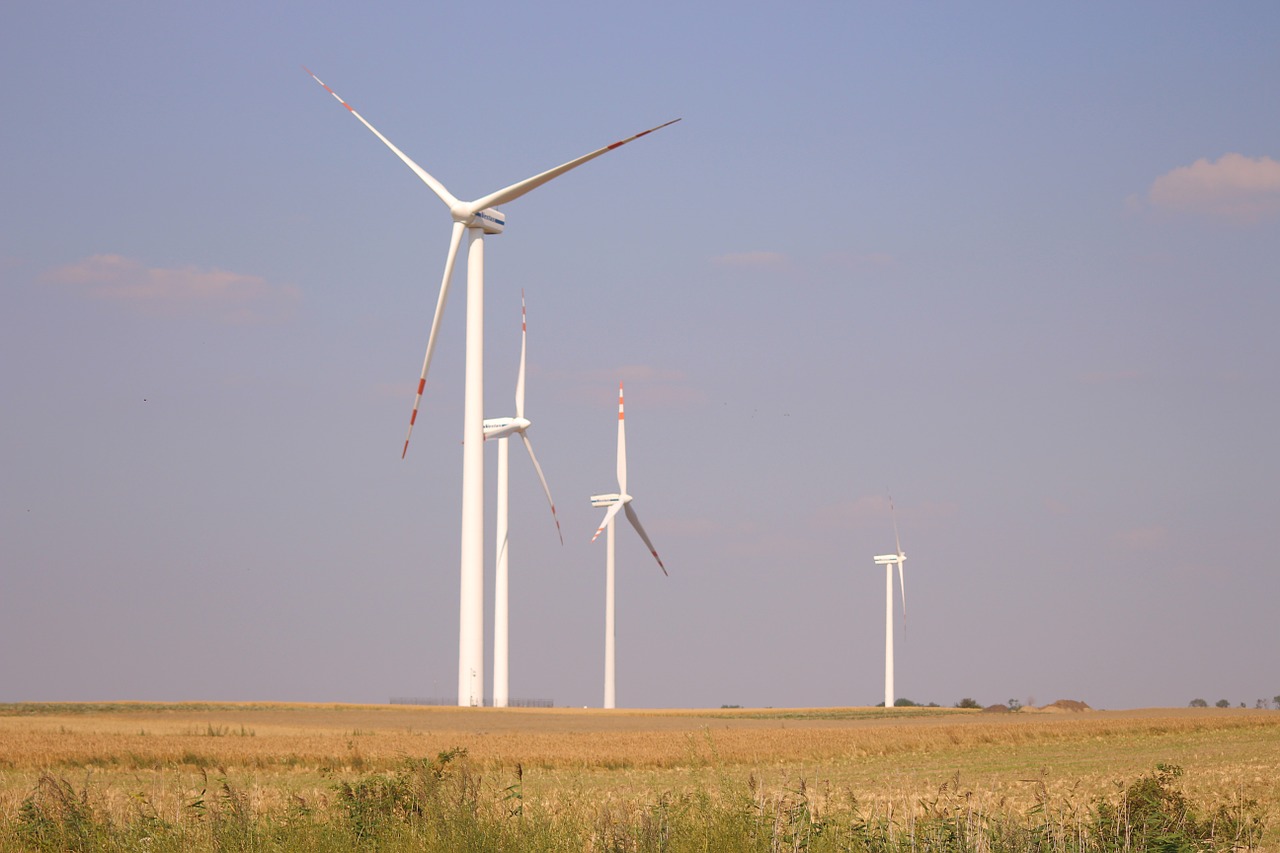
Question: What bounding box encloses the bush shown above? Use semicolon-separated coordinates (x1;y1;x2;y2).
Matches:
1090;763;1263;852
14;774;112;852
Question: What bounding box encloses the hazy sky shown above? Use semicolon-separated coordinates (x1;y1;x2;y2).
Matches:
4;2;1278;711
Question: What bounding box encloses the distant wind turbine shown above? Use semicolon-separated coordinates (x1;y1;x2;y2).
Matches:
485;292;562;708
590;382;666;709
872;494;907;709
306;68;678;706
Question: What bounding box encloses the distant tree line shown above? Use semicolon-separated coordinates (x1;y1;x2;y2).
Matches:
1188;697;1280;709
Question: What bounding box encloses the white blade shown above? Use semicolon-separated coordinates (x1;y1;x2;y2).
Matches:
616;382;627;495
520;432;563;545
305;68;461;210
623;503;667;576
889;491;902;557
515;291;527;419
591;501;625;543
496;530;509;578
897;560;906;619
466;119;681;216
402;220;465;458
888;490;906;616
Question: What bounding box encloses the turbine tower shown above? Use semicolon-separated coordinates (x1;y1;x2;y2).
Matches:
872;495;906;709
307;69;677;706
484;292;562;708
590;382;667;709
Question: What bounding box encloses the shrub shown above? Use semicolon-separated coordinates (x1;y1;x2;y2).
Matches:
1090;763;1263;851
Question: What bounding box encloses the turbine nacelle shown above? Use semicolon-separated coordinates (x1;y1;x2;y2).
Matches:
483;416;531;440
874;553;905;565
454;206;506;234
590;492;630;508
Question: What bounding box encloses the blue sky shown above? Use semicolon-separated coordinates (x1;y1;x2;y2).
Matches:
3;2;1278;710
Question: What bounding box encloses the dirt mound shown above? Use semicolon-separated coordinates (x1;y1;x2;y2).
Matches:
981;700;1090;714
1040;699;1091;712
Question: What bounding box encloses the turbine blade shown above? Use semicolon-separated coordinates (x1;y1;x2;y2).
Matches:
591;501;625;543
496;530;509;578
616;382;627;495
888;490;902;558
897;561;906;619
466;119;681;215
515;291;527;419
888;490;906;618
520;432;563;545
305;67;461;210
623;503;667;576
403;220;466;458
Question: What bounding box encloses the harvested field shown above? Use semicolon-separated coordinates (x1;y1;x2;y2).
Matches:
1;703;1276;850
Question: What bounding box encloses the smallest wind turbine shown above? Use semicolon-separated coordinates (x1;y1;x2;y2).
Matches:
590;382;666;710
872;495;906;709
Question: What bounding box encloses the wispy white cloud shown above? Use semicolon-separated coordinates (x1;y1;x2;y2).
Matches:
810;495;958;535
1147;153;1280;221
1112;525;1169;551
823;250;896;271
42;254;300;323
1043;497;1072;516
1079;368;1146;385
649;516;725;538
600;365;688;384
549;365;703;408
710;251;788;267
810;494;892;532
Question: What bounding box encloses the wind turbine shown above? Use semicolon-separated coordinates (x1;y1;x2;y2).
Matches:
306;69;678;706
590;382;666;709
484;292;562;708
872;494;906;709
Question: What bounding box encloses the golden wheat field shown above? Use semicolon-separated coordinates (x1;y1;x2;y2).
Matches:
2;702;1277;845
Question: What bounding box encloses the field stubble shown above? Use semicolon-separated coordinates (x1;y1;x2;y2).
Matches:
1;703;1276;848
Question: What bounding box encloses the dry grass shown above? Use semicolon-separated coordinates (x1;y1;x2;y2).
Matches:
1;702;1277;844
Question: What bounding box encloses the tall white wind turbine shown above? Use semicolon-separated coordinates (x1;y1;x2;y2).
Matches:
590;382;666;709
306;69;678;706
872;494;907;709
484;292;562;708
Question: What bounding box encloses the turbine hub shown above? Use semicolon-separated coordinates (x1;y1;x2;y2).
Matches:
453;204;506;234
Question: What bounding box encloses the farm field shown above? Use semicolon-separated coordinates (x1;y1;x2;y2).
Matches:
1;702;1276;850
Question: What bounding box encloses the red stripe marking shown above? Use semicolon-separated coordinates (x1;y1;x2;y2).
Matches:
417;378;426;394
409;409;418;425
